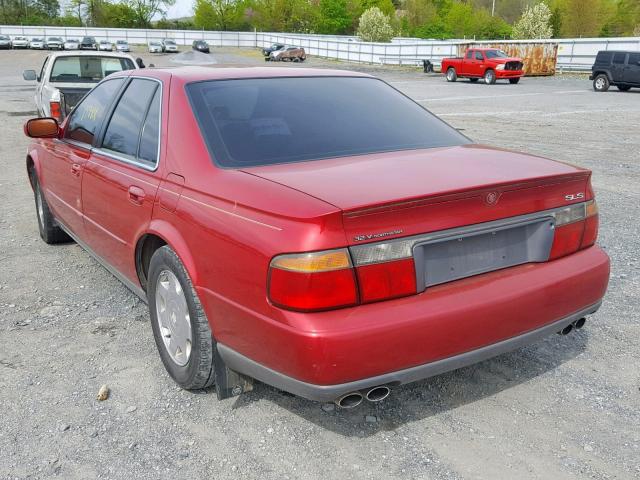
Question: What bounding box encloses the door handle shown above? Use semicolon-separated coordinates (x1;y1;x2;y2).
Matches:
71;163;81;176
128;186;146;205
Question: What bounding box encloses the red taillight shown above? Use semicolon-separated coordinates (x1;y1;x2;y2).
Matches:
268;249;358;311
549;200;599;260
50;101;62;121
356;258;416;304
268;248;417;311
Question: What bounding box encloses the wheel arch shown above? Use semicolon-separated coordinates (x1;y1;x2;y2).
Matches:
593;70;613;82
135;220;199;293
26;150;41;191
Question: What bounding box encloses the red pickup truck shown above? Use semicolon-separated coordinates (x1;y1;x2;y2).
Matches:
442;48;524;85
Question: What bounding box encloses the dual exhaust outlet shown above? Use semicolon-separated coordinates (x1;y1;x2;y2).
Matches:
557;317;586;336
334;386;391;409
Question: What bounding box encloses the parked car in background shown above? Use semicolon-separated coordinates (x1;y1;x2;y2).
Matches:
591;50;640;92
22;67;609;407
79;36;97;50
115;40;130;52
192;40;209;53
148;41;162;53
262;43;284;57
30;38;45;50
161;38;178;53
22;51;138;121
269;46;306;62
0;35;12;49
99;40;113;51
442;48;524;85
64;38;80;50
12;36;29;48
46;37;64;50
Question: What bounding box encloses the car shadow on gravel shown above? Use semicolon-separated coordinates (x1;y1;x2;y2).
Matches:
227;331;589;436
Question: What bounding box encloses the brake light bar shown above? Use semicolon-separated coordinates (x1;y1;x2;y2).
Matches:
268;201;599;312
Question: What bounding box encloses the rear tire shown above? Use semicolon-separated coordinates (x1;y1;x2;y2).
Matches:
32;174;71;244
509;78;520;84
446;67;457;82
148;246;216;390
484;69;496;85
593;74;609;92
617;85;631;91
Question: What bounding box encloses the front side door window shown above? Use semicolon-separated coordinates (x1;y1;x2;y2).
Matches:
64;78;125;146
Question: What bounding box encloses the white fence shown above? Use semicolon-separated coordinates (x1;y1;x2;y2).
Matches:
1;25;639;71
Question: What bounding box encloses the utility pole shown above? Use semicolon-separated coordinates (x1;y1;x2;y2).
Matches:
491;0;496;16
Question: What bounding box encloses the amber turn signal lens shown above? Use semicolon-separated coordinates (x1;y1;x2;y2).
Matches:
270;249;351;273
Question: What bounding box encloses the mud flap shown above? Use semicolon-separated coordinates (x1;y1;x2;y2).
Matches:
213;344;254;400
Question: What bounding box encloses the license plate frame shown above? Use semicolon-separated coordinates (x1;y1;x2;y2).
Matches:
413;216;555;290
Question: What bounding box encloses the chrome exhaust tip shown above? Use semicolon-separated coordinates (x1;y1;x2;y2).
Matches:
558;324;573;335
335;392;363;409
573;317;586;330
365;386;391;402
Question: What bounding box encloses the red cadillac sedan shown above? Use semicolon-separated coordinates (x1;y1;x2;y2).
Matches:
24;67;609;408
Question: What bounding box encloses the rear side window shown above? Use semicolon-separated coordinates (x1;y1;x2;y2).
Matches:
187;76;469;168
613;53;626;65
102;78;160;164
595;52;612;65
65;78;124;145
138;89;161;164
466;50;473;59
475;51;484;60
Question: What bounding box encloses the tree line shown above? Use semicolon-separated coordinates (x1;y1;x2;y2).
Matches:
1;0;638;39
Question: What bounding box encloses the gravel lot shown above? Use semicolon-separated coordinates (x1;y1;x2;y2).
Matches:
0;47;638;480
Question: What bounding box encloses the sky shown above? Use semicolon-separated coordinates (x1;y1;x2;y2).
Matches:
164;0;194;20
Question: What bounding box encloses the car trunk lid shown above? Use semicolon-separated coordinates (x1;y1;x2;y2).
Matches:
242;144;590;243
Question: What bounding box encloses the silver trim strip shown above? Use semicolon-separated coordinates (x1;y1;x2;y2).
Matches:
217;302;601;402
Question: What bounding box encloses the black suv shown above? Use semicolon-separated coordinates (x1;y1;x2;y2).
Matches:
591;50;640;92
79;36;97;50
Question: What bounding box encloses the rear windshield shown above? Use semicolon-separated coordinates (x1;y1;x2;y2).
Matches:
49;56;135;83
187;76;469;168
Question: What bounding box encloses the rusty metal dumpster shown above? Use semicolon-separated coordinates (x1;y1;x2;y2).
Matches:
457;42;558;76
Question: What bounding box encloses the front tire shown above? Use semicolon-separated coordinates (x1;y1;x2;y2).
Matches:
148;246;215;390
32;174;71;244
484;69;496;85
509;78;520;84
593;74;609;92
446;67;457;82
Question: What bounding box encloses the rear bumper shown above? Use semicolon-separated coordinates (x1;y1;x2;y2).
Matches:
218;301;601;402
204;246;610;399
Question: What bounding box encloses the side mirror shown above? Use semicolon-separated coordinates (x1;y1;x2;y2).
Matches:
135;57;146;68
637;60;640;66
24;118;59;138
23;69;37;81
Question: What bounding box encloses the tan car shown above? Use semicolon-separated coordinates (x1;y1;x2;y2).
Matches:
269;46;306;62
